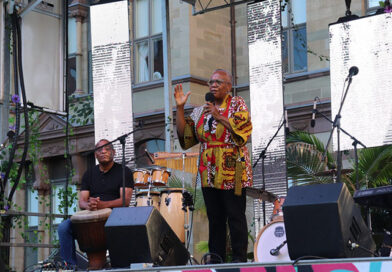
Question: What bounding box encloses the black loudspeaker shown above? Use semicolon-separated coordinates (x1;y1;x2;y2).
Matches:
283;183;375;259
104;206;189;268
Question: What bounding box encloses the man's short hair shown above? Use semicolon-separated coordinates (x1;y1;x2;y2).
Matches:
213;69;233;85
95;139;114;150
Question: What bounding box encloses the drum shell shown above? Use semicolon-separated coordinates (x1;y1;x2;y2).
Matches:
71;209;112;269
159;188;186;243
135;191;160;211
133;168;150;187
151;167;171;186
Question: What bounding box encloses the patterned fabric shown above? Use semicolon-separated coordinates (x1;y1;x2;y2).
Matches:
179;94;252;190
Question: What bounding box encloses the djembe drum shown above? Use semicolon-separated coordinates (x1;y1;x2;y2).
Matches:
70;208;112;270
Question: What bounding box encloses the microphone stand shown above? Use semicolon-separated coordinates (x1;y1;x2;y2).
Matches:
253;119;285;226
316;109;366;187
322;75;358;183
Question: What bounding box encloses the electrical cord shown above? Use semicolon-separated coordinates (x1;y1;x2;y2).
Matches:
8;10;30;203
292;255;327;266
348;240;378;257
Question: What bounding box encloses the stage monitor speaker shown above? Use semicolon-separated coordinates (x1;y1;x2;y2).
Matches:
283;183;375;259
104;206;189;268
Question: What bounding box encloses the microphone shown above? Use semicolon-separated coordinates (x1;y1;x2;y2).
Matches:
270;240;287;256
310;97;318;128
348;66;359;78
205;93;215;131
145;150;155;164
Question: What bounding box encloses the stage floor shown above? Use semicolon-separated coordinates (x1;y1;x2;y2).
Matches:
88;257;392;272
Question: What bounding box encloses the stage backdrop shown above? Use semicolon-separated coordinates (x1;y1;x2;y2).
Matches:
247;0;287;232
329;12;392;150
90;0;135;166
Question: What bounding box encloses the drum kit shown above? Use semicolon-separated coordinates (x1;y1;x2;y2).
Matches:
246;187;290;262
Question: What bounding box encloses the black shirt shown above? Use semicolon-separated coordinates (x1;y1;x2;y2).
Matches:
81;162;134;201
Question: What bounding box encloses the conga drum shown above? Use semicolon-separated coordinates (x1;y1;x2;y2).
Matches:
135;190;160;211
71;208;112;270
160;188;186;243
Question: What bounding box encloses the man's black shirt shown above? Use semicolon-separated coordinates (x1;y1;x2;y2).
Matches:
81;162;134;201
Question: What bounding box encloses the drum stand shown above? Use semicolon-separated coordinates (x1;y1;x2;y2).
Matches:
181;153;190;248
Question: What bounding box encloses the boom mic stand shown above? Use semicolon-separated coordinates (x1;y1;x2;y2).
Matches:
322;70;360;183
253;118;285;226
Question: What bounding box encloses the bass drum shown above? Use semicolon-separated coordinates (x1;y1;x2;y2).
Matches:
254;219;290;262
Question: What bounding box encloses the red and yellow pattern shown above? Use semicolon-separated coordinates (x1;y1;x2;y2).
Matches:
179;94;252;190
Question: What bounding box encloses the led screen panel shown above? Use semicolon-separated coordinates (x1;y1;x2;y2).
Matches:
90;0;134;165
248;0;287;230
329;13;392;150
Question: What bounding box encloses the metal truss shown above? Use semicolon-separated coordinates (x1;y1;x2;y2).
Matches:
181;0;264;16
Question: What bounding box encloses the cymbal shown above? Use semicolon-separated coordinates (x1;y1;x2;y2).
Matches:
315;169;353;177
246;187;277;202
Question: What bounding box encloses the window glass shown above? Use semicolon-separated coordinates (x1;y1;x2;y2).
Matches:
282;30;289;74
152;39;164;80
135;41;150;83
368;0;381;8
27;188;39;227
135;0;149;38
293;26;307;72
151;0;162;35
292;0;306;25
52;183;77;225
68;18;77;55
281;6;288;28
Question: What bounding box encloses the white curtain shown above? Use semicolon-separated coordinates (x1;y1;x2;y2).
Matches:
137;42;149;82
135;0;149;38
151;0;162;35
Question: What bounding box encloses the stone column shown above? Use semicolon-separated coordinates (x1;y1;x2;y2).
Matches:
69;1;89;95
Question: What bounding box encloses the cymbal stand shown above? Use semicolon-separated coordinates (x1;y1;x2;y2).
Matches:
182;153;190;248
253;118;285;226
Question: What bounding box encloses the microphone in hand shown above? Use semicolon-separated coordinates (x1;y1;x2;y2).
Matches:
205;93;215;131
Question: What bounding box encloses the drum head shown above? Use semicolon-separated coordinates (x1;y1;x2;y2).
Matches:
70;208;112;223
254;219;290;262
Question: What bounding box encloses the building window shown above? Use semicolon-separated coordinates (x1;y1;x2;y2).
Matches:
135;138;165;167
68;17;77;95
133;0;164;84
24;163;39;270
367;0;382;14
281;0;307;74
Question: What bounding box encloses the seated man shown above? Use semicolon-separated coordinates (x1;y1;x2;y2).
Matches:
57;139;134;267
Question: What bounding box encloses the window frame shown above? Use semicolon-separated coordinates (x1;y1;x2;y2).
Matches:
281;0;308;75
132;0;164;85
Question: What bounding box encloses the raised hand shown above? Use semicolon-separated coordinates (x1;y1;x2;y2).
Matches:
174;84;191;107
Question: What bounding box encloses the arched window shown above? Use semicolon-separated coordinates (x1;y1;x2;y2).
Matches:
134;138;165;167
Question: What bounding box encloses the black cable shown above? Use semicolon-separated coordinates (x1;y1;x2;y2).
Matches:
292;255;327;266
8;12;30;204
1;11;20;199
63;0;72;217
